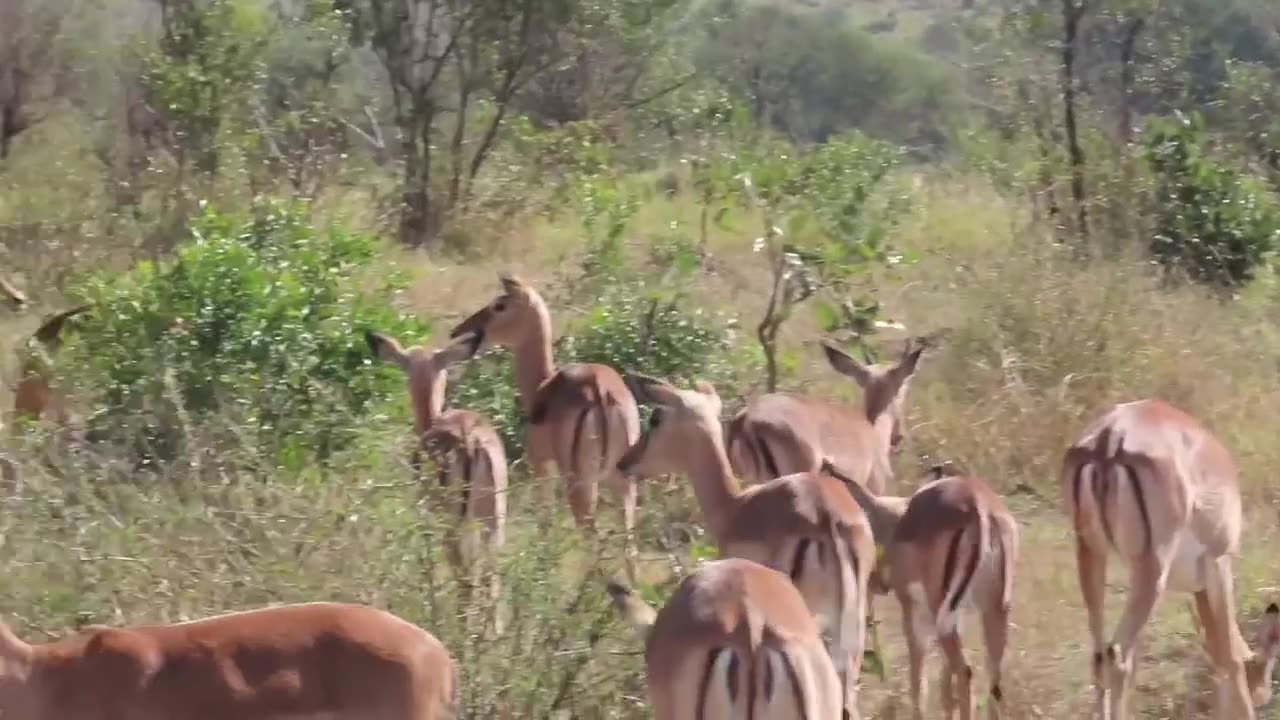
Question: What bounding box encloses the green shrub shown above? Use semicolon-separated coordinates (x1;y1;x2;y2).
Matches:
63;201;424;468
1145;112;1280;288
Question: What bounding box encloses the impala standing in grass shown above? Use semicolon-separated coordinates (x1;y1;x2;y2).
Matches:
828;460;1020;720
365;328;508;628
449;275;641;564
620;375;875;719
1062;399;1280;719
607;558;846;720
726;338;924;493
0;602;457;720
11;303;93;426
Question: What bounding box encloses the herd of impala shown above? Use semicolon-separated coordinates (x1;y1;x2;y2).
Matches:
1;272;1278;720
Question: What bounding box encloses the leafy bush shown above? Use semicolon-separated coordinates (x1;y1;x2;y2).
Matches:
1144;112;1280;288
64;201;424;468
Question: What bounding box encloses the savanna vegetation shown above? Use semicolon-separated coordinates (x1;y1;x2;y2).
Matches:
3;0;1280;716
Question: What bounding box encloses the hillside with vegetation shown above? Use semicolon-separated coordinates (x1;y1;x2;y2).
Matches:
3;0;1280;716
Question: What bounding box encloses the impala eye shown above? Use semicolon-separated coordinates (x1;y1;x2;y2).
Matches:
648;409;664;429
493;300;507;313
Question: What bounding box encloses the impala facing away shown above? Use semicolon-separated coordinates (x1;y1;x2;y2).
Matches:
449;275;640;556
0;602;457;720
620;375;875;718
607;558;845;720
1062;399;1280;719
11;304;93;425
828;460;1019;720
366;329;508;614
726;338;924;494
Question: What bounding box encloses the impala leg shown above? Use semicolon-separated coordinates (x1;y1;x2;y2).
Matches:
1104;552;1168;720
1196;556;1255;720
900;592;930;720
605;468;639;580
938;631;974;720
981;600;1010;719
1076;536;1109;718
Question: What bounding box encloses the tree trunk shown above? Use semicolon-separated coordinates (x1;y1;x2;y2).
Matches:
1060;0;1090;246
1114;15;1146;250
398;104;435;248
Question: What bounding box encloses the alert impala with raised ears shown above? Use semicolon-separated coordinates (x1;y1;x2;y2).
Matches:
607;558;846;720
1062;399;1279;719
0;602;457;720
449;275;641;559
365;329;508;617
828;460;1020;720
620;375;875;719
726;338;924;493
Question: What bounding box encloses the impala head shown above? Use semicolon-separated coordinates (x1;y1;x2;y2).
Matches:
605;578;658;644
365;329;482;430
448;274;550;355
821;337;924;454
617;375;722;477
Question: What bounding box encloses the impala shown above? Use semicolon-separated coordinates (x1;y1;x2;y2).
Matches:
365;329;508;617
11;304;93;425
0;601;457;720
827;460;1019;720
1062;399;1280;719
726;338;924;493
449;275;640;556
620;375;875;718
607;558;846;720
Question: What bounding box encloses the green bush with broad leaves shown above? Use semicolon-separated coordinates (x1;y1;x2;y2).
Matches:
63;201;425;468
1145;112;1280;289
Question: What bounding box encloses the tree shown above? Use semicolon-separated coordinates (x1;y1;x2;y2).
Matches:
0;0;75;159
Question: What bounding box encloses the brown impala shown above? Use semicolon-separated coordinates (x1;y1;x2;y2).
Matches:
726;338;924;493
11;304;93;425
449;275;640;557
365;329;508;621
0;602;457;719
620;375;875;719
1062;399;1280;719
828;460;1020;720
607;558;846;719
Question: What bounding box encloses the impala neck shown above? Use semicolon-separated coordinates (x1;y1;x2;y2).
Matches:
512;298;556;416
685;423;743;541
870;412;894;456
413;368;448;435
841;475;906;547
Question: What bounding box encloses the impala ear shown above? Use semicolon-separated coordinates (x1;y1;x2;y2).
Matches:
822;339;873;388
435;331;482;365
499;273;524;295
365;330;411;371
693;380;722;415
1;277;27;309
625;373;682;407
894;338;925;379
33;304;93;350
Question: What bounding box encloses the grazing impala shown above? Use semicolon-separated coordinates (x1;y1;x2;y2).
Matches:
726;338;924;493
0;602;457;720
1062;399;1280;719
606;558;846;720
449;275;640;554
620;375;875;718
365;329;508;614
827;460;1019;720
11;304;93;425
